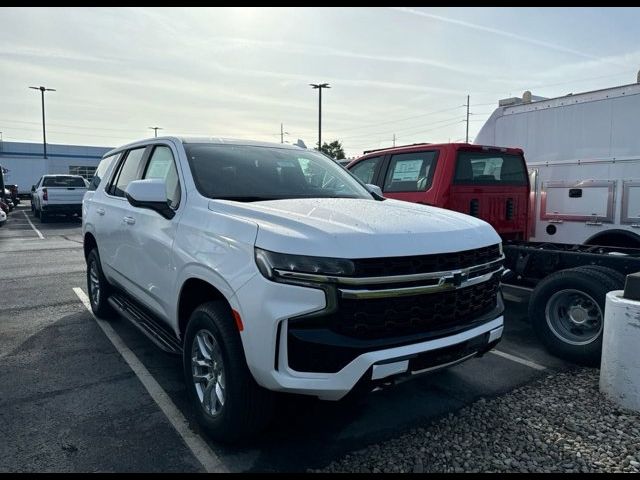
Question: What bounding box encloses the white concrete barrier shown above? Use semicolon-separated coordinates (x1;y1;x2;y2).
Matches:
600;290;640;412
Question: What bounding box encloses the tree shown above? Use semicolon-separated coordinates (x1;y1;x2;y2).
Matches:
319;140;345;160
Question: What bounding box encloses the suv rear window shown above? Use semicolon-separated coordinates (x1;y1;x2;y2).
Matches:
42;176;86;187
454;151;527;185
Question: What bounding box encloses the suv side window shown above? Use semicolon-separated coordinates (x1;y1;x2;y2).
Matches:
89;153;120;192
143;146;182;209
108;148;146;197
350;156;382;185
383;151;438;193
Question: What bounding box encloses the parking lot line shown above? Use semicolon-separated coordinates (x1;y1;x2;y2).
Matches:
22;211;44;239
489;349;547;371
72;287;227;473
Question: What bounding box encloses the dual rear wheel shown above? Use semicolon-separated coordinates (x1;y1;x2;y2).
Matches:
529;265;625;366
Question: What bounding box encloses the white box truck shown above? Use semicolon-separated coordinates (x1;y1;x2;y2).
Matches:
475;75;640;249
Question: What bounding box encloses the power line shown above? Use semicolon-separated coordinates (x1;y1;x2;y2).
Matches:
328;104;465;136
0;118;141;134
338;114;465;141
346;118;464;150
0;125;133;140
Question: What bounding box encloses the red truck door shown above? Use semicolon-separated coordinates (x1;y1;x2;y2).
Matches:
376;150;441;205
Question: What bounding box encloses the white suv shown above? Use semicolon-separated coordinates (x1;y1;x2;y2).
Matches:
83;137;505;441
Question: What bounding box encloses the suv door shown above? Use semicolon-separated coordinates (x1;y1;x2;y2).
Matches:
98;146;148;289
122;143;184;322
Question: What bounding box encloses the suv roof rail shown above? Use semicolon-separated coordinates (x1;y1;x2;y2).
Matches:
363;142;431;154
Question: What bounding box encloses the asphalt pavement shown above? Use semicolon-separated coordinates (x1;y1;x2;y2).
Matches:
0;201;571;472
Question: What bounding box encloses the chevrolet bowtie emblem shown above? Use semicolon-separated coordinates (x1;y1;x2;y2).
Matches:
452;272;468;287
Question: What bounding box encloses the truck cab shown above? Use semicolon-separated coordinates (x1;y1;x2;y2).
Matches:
347;143;530;241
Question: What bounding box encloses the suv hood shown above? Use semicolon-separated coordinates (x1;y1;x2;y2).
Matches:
209;198;500;258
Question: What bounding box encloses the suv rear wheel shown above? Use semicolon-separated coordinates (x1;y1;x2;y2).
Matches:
86;248;115;318
183;301;275;442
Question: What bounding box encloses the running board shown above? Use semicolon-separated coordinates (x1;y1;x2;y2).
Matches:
108;293;182;355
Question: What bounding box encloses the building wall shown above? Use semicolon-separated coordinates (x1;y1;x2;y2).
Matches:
0;141;112;194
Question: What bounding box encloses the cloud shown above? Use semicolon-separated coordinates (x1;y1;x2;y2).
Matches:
390;7;627;68
189;36;516;84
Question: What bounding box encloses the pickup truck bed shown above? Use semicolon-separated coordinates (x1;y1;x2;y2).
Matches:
32;175;88;222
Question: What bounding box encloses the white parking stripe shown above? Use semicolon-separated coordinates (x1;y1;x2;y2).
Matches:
489;349;547;371
22;211;44;239
73;287;227;473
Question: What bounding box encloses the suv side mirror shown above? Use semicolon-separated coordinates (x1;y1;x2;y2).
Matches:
31;185;36;192
125;179;175;219
366;183;384;199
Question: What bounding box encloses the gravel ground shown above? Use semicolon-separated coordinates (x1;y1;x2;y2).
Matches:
314;368;640;473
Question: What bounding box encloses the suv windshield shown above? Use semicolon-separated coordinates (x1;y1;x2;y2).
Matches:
42;176;86;187
184;144;371;201
454;151;527;186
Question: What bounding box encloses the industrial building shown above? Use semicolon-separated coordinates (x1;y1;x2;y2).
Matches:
0;141;112;195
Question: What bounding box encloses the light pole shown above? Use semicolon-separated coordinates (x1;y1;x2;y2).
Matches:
149;126;163;138
29;86;56;159
310;83;330;150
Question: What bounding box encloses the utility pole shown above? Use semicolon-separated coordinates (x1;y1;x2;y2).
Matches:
149;126;163;138
29;86;56;159
280;123;289;143
465;94;470;143
310;83;330;150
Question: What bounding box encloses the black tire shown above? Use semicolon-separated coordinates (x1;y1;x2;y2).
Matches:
577;265;626;290
34;207;40;218
183;301;275;443
86;248;115;319
40;211;47;223
30;203;34;213
529;267;615;366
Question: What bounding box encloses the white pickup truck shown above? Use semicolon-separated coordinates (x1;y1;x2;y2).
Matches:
83;137;505;441
31;174;88;222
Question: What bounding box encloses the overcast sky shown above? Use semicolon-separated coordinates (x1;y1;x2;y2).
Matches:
1;7;639;156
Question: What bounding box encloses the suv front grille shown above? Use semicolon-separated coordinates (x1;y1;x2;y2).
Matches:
351;244;501;277
330;275;500;339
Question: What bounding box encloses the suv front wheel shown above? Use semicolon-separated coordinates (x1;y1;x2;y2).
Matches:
183;302;275;442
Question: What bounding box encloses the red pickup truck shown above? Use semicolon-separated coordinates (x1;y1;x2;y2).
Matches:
347;143;530;241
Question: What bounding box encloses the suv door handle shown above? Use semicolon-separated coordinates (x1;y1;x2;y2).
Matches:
96;208;105;216
123;216;136;225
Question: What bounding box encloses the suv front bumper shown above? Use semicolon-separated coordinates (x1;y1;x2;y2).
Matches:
234;273;504;401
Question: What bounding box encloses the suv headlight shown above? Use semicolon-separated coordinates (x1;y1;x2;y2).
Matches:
255;247;355;282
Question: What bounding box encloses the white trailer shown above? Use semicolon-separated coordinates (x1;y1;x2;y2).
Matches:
475;77;640;249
